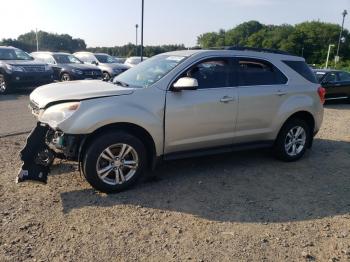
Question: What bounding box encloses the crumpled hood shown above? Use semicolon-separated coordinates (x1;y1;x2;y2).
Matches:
30;80;134;108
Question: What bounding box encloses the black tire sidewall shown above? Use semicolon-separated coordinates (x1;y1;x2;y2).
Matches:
83;132;147;193
274;119;311;162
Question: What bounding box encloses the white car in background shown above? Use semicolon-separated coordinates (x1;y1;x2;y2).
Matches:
124;56;148;67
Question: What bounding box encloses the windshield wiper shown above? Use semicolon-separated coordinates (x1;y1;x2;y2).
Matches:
113;80;129;87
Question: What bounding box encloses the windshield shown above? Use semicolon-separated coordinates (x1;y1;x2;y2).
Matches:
113;55;186;88
0;48;33;60
53;54;82;64
95;54;117;63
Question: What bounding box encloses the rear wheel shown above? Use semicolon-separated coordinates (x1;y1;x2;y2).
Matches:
60;73;71;82
273;118;311;162
83;131;147;193
0;74;10;94
102;72;111;81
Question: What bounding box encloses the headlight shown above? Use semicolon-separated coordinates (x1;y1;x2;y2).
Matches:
39;102;80;128
5;64;24;72
72;69;83;75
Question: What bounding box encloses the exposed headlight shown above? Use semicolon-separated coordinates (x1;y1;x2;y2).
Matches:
39;102;81;128
5;64;24;72
72;69;83;75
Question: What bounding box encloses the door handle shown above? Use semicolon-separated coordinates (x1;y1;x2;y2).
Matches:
220;96;234;103
276;90;287;96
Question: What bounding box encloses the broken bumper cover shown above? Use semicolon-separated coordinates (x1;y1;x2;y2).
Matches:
17;123;84;184
17;123;52;184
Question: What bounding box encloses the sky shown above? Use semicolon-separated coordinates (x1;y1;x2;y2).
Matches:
1;0;350;47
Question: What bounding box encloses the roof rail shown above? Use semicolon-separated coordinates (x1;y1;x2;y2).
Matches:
210;46;296;56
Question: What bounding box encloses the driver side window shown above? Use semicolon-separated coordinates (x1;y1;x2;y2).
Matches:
181;58;232;89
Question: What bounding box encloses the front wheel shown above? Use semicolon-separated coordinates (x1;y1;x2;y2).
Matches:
60;73;71;82
83;131;147;193
273;119;311;162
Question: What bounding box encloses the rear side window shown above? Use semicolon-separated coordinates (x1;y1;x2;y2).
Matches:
238;58;287;86
283;60;318;83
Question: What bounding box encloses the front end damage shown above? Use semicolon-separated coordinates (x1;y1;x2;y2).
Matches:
18;123;83;184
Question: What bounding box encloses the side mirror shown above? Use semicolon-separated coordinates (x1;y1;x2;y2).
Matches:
172;77;198;91
92;61;98;65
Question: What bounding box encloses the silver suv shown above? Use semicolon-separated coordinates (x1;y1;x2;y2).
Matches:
74;52;130;81
18;47;325;193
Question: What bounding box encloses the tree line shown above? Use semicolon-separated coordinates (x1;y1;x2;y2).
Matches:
1;20;350;68
197;20;350;67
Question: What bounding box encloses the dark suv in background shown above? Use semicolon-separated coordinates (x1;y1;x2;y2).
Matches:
31;52;102;81
0;46;54;94
313;69;350;102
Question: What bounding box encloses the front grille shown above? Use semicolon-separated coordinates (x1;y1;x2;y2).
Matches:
22;66;45;73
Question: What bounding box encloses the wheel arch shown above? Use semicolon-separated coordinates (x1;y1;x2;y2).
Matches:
79;122;157;170
278;110;316;148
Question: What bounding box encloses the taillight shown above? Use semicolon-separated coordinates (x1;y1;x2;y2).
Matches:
317;87;326;104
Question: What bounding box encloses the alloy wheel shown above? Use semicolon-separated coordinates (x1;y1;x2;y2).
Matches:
284;126;306;156
96;143;139;186
0;76;6;93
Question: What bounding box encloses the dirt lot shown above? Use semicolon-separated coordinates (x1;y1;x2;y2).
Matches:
0;103;350;262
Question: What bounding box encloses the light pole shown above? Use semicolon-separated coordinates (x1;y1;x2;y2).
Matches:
335;9;347;67
35;28;39;51
140;0;144;61
325;44;335;69
135;24;139;56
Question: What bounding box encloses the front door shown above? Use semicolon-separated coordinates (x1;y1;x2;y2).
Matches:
164;57;238;154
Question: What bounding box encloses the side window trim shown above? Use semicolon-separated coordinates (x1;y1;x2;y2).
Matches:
168;56;238;90
234;56;289;87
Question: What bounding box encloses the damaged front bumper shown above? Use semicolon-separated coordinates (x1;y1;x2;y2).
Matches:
17;123;84;184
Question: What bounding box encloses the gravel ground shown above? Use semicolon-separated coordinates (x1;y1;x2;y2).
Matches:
0;103;350;262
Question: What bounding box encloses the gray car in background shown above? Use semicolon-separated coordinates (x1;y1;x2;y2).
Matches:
74;52;130;81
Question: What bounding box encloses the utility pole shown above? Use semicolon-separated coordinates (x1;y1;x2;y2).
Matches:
135;24;139;56
35;28;39;51
140;0;144;61
326;44;335;69
335;9;347;67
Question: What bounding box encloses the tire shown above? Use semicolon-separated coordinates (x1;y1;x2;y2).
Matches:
273;118;311;162
0;74;10;94
102;72;111;81
60;73;71;82
83;131;147;193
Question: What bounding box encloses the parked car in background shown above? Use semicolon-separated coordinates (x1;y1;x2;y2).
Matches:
0;46;53;94
20;47;324;193
113;57;126;64
31;52;102;81
313;69;350;102
124;56;148;67
74;52;130;81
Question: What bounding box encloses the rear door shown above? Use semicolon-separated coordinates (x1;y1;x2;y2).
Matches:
164;57;238;154
234;57;289;143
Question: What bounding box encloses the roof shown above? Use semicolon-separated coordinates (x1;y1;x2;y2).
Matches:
164;49;303;61
312;69;341;73
0;46;17;49
31;51;72;56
